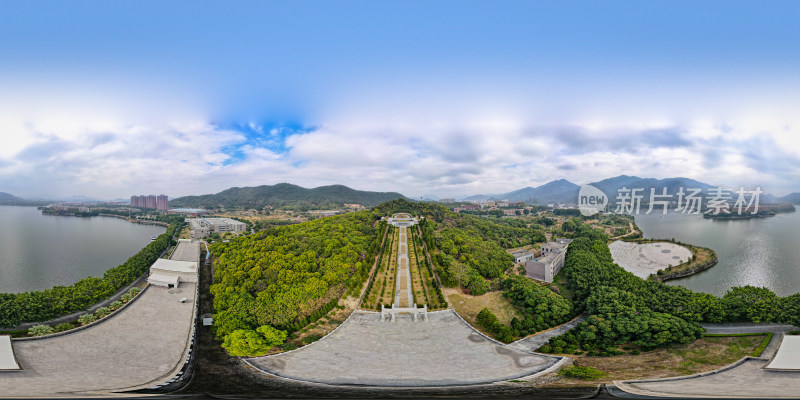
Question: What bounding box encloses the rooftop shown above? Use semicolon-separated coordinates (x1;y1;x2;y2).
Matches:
151;258;197;274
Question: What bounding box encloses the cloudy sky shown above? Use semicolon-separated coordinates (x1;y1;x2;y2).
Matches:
2;1;800;199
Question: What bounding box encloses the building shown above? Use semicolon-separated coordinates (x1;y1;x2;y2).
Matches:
384;213;420;227
147;258;198;288
130;194;168;210
156;194;168;211
524;238;573;283
511;250;537;264
188;217;247;238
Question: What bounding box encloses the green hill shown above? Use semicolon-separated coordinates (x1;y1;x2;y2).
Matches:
170;183;408;210
0;192;45;206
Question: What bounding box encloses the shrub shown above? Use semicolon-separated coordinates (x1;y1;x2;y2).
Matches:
94;307;111;318
558;366;605;380
120;293;133;302
78;314;97;325
278;342;298;351
28;324;54;336
54;323;74;332
128;287;142;295
302;334;322;344
109;301;123;310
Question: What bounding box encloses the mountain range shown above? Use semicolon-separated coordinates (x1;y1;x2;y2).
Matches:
458;176;800;205
169;183;408;210
0;192;47;206
3;176;799;210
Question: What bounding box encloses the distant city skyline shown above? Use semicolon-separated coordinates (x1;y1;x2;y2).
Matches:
1;1;799;199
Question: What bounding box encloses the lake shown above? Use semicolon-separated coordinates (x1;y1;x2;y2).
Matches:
634;210;800;297
0;206;166;293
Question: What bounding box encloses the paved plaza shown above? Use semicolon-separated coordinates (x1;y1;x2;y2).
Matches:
609;240;692;278
0;283;197;397
615;358;800;398
247;310;562;387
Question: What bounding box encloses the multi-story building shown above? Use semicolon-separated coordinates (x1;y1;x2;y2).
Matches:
156;194;168;211
188;217;247;238
524;238;573;283
131;194;169;210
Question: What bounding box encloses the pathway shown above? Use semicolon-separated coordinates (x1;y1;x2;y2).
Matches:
394;226;413;307
509;314;587;353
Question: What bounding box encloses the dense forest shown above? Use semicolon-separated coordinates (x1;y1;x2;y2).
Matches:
209;210;382;354
0;224;181;328
171;183;407;210
540;231;800;355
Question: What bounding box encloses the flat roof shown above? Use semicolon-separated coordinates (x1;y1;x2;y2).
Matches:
148;273;180;285
150;258;197;274
765;335;800;370
0;335;21;370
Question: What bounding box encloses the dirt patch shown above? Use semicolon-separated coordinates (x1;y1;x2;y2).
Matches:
444;288;523;325
544;335;765;386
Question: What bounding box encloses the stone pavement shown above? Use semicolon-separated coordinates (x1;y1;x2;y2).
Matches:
614;358;800;398
0;284;197;397
247;310;563;386
609;241;692;278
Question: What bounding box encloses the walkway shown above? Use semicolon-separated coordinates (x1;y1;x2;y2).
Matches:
614;358;800;398
0;284;197;397
509;314;587;353
246;310;564;387
612;323;800;398
394;226;413;307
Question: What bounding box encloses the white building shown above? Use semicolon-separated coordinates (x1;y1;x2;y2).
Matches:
524;238;573;283
511;250;537;264
147;258;198;288
188;217;247;238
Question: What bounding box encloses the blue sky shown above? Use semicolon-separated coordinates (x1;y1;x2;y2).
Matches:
1;1;800;198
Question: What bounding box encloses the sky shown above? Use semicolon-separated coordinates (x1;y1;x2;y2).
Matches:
1;1;800;200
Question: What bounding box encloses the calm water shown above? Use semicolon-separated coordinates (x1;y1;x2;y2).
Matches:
634;210;800;297
0;206;166;293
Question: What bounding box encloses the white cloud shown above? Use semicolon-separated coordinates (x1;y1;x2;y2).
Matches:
1;114;799;199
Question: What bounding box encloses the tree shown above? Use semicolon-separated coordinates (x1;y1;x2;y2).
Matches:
721;286;780;323
222;329;271;356
256;325;288;347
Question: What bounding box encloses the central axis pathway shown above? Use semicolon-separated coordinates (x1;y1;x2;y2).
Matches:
393;226;413;307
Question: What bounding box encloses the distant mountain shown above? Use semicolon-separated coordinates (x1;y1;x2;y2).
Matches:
587;176;715;206
780;193;800;204
502;179;581;204
27;194;107;202
459;176;725;206
461;193;496;202
0;192;46;206
458;179;580;204
170;183;409;210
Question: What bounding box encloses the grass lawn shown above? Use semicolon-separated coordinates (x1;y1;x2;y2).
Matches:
551;270;574;302
545;334;765;387
444;288;523;326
